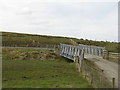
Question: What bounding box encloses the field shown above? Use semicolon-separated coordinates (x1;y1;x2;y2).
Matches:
2;48;91;88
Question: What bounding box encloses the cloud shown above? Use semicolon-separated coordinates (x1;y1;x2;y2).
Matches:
0;1;118;42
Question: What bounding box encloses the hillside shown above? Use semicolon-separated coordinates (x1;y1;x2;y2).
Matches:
2;32;119;52
2;32;77;47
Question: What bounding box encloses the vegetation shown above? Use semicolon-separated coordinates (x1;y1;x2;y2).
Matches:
72;38;119;53
2;48;61;61
2;32;119;53
2;32;74;47
2;48;91;88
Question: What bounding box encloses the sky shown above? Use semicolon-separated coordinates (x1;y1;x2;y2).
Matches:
0;0;118;42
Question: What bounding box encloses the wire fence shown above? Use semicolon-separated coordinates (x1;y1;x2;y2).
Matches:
103;51;119;63
3;44;59;50
108;52;119;63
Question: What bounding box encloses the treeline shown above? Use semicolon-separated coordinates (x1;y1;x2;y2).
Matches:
2;32;119;53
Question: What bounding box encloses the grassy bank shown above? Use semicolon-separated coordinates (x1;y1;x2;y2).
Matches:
2;48;92;88
2;48;61;61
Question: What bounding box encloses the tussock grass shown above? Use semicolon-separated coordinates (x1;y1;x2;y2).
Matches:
2;48;92;88
2;48;61;61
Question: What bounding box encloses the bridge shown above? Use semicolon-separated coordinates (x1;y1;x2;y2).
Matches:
59;43;118;88
59;43;106;62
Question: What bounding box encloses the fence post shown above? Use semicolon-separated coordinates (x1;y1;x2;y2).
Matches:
103;50;106;59
107;51;109;60
80;65;82;73
91;73;93;86
112;78;115;88
81;49;84;59
54;45;56;49
100;69;104;88
75;56;80;72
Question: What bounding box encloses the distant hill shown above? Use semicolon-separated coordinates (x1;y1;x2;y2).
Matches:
2;32;119;53
2;32;76;47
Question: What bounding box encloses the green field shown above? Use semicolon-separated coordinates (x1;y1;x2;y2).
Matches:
2;48;92;88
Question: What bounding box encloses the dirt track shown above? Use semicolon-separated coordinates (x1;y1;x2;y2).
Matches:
84;54;118;88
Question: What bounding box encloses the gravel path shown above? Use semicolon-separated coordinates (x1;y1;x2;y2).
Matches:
84;54;118;88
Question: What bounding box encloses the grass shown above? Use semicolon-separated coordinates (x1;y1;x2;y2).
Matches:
2;32;74;47
2;48;92;88
2;48;61;61
2;32;119;53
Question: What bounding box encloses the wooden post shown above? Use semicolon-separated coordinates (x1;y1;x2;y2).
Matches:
54;45;56;49
103;50;105;59
90;76;93;85
91;73;93;85
85;74;87;79
80;66;82;73
107;51;109;60
75;56;79;72
112;78;115;88
78;63;81;72
102;69;104;72
81;49;84;59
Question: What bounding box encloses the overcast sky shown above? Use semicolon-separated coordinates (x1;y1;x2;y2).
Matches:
0;0;118;42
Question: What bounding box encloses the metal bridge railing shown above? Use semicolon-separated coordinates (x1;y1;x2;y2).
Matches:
59;43;84;62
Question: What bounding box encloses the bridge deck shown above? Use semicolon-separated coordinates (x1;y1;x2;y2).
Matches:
84;54;118;88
